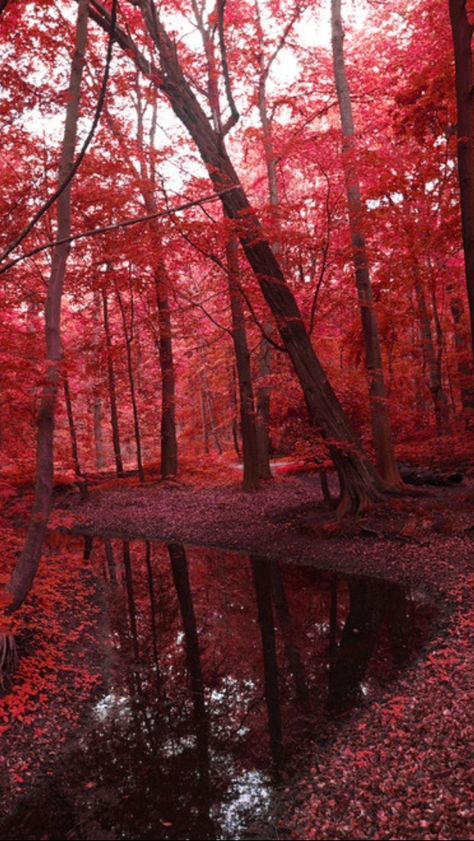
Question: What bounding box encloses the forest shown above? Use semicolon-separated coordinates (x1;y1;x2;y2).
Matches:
0;0;473;838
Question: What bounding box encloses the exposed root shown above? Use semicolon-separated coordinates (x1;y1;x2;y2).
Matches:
0;634;18;692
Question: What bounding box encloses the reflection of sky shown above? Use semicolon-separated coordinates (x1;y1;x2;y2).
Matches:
215;769;272;840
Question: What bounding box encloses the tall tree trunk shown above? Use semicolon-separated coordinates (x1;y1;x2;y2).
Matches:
101;287;125;477
331;0;400;485
199;346;223;455
7;0;89;610
414;272;450;433
114;280;145;482
448;286;474;425
105;99;179;479
449;0;474;358
63;374;88;499
255;34;277;480
155;261;178;477
92;291;106;470
133;2;390;514
226;237;260;491
229;363;242;458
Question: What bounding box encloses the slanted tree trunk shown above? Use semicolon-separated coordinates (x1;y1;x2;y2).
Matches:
6;0;89;611
331;0;400;485
449;0;474;358
133;2;391;514
101;286;125;477
226;237;260;491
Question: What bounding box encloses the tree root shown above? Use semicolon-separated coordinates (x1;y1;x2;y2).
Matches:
0;634;18;692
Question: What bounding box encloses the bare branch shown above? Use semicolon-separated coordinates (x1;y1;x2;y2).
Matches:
0;0;118;266
217;0;239;136
0;187;241;275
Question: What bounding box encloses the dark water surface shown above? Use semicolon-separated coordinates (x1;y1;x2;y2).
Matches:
2;538;438;840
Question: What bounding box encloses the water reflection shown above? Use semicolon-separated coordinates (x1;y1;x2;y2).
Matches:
1;538;436;840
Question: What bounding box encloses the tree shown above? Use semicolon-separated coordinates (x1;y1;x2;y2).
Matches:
89;0;392;514
330;0;400;484
449;0;474;358
7;0;90;611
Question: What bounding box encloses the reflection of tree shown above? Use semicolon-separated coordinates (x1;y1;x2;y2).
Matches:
328;578;407;714
270;560;310;708
104;539;117;583
251;557;283;767
145;541;161;686
168;543;214;838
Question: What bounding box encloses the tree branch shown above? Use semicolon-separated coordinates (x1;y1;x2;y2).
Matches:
217;0;239;136
0;188;241;275
0;0;117;266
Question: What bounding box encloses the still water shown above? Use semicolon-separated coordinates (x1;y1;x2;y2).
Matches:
2;538;437;840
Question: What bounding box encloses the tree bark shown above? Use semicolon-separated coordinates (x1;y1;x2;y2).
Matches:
449;0;474;359
414;272;450;433
7;0;89;609
135;1;390;514
226;237;260;491
331;0;400;485
449;286;474;425
114;280;145;482
154;261;178;477
101;287;125;477
63;374;88;499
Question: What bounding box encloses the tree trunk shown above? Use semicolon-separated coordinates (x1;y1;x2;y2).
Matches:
101;287;125;477
449;287;474;425
331;0;400;485
229;363;242;458
92;291;106;470
255;44;278;480
414;272;450;433
155;262;178;477
7;0;89;610
135;3;390;514
114;280;145;482
63;374;88;499
256;327;273;480
449;0;474;358
226;237;260;491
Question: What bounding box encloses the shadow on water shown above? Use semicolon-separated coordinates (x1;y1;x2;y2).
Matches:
1;538;438;840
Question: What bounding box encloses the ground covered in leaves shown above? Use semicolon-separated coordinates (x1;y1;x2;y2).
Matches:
1;465;473;840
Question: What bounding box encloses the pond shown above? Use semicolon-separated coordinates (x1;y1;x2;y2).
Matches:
2;538;437;840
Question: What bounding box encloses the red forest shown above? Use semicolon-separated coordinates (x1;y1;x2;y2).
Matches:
0;0;473;839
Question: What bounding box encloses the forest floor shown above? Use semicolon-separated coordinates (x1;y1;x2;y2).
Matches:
1;462;474;839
